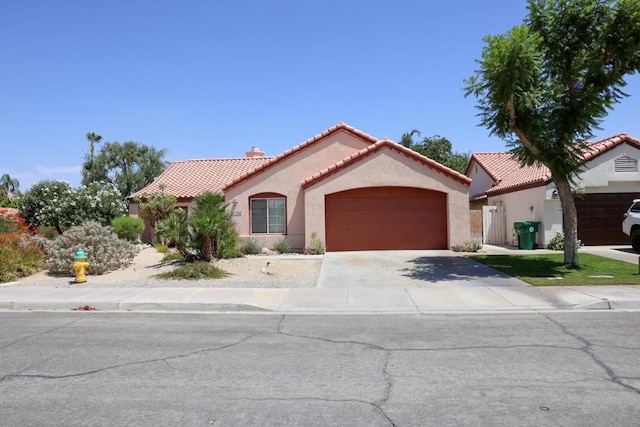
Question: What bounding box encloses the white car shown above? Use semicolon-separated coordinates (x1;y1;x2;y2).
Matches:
622;199;640;252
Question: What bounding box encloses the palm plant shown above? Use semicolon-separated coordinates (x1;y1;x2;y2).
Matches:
188;192;238;261
157;208;189;256
86;132;102;163
0;173;20;198
399;129;421;148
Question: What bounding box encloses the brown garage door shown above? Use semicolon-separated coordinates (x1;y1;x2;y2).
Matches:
575;193;640;245
325;186;447;251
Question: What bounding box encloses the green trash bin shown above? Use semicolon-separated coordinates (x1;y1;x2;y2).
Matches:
514;221;540;250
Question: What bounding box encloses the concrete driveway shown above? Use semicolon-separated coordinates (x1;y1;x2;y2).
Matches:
317;250;529;288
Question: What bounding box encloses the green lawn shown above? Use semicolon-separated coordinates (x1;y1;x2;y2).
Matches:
469;253;640;286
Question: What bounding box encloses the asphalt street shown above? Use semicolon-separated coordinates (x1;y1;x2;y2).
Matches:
1;312;639;426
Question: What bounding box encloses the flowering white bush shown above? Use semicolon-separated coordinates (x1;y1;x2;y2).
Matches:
44;221;138;275
18;180;126;233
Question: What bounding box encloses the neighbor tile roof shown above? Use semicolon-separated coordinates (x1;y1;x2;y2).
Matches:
129;157;272;200
223;122;378;191
583;132;640;160
472;133;639;198
467;152;523;184
302;138;471;188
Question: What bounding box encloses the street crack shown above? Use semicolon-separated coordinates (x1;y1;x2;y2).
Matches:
0;318;80;351
543;314;640;395
0;332;259;382
275;328;580;353
225;396;396;426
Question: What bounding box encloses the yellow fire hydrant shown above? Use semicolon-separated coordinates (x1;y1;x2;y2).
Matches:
72;248;90;283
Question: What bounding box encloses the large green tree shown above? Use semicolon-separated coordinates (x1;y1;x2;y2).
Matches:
400;130;470;173
82;140;169;198
465;0;640;266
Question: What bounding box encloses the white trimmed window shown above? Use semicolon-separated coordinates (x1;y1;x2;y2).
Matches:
250;196;285;234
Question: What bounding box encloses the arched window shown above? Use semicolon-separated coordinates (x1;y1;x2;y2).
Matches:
249;193;286;234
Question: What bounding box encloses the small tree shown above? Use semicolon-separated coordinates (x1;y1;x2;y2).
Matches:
133;186;177;243
465;0;640;266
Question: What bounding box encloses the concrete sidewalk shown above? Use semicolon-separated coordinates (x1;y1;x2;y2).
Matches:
1;284;640;313
3;245;640;314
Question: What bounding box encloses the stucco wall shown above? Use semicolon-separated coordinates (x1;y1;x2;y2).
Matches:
579;143;640;191
304;149;470;249
489;185;547;246
224;130;372;251
543;198;563;244
468;160;495;198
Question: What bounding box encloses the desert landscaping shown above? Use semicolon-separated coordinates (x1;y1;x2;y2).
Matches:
11;246;323;289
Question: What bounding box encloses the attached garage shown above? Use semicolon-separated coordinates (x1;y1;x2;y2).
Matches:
575;193;640;245
325;186;447;251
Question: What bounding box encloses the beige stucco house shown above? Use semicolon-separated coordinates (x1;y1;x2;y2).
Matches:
129;122;471;251
466;133;640;247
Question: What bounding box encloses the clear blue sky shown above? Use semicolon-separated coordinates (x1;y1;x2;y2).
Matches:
2;0;639;191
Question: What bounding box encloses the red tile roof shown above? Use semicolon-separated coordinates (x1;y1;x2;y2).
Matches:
129;157;272;200
130;122;475;201
467;152;522;183
302;138;471;188
472;133;639;198
583;132;640;160
223;122;378;192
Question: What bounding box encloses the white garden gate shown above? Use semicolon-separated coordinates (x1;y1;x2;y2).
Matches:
482;205;507;245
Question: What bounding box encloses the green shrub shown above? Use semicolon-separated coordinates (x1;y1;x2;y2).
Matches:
0;236;45;283
452;240;483;252
157;208;188;254
38;226;59;240
307;233;325;255
111;216;144;241
546;232;582;250
44;220;138;276
272;238;292;254
241;237;263;255
155;261;231;280
0;210;45;282
160;250;184;263
153;242;170;253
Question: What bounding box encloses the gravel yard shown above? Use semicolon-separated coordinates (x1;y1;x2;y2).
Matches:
9;247;323;289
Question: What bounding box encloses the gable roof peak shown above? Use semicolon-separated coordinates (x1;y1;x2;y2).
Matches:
302;137;471;189
223;122;379;191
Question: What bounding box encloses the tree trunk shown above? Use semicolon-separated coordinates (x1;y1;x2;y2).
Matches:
202;235;213;262
555;180;579;267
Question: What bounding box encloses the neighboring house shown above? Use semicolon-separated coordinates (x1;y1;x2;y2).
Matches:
129;122;471;251
466;133;640;247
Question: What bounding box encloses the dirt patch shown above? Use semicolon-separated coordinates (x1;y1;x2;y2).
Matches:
9;247;323;289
